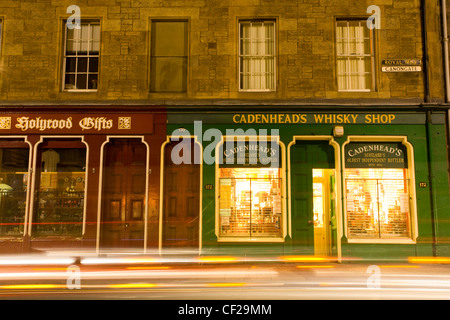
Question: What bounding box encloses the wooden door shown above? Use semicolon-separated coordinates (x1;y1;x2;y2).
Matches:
100;139;147;250
162;139;200;249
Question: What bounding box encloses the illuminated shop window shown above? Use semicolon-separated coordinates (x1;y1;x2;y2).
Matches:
0;140;29;237
218;139;282;239
344;142;412;240
32;139;86;237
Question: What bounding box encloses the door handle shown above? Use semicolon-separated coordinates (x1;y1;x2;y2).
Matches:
124;223;129;228
308;220;314;226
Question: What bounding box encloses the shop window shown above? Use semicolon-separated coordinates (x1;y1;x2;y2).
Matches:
150;20;188;93
344;142;412;240
0;140;29;237
63;20;100;91
239;20;276;91
218;138;282;239
32;139;86;237
336;19;376;92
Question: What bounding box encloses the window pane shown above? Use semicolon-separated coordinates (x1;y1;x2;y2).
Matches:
65;57;77;73
0;144;29;237
77;57;88;72
336;20;375;91
88;57;98;73
33;143;86;237
64;74;76;90
239;21;276;91
345;168;411;239
219;167;282;238
88;74;98;89
64;21;100;91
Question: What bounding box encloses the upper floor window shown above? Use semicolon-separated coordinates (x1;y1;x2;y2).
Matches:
150;20;188;93
239;20;276;92
336;20;375;92
63;21;100;91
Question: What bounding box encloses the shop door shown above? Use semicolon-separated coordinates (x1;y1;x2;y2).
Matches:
313;169;335;256
100;139;147;250
162;139;200;250
291;141;334;255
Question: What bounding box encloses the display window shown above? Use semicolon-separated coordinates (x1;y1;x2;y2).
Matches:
0;139;30;237
217;138;283;240
32;139;87;237
344;141;413;241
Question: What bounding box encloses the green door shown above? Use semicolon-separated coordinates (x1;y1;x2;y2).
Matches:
291;141;335;255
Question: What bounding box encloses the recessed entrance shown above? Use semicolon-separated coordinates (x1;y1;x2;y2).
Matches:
100;138;147;251
161;138;201;250
290;140;337;256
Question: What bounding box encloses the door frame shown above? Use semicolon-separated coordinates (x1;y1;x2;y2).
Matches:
96;136;150;253
287;136;342;262
159;135;203;254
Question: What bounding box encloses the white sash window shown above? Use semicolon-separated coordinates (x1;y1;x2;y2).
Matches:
336;20;375;92
239;21;276;91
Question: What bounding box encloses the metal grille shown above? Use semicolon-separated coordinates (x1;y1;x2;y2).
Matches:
345;177;411;239
219;168;282;238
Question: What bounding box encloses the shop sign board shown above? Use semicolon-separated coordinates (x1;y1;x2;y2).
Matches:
345;142;408;168
219;140;280;168
168;111;445;125
0;113;154;134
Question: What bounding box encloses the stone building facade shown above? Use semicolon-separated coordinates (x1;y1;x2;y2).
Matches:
0;0;448;260
0;0;445;103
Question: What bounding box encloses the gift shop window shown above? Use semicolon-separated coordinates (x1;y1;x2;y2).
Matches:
0;139;30;237
32;139;87;237
344;142;413;241
218;139;282;239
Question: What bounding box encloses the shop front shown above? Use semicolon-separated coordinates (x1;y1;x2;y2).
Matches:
0;108;166;254
167;109;450;261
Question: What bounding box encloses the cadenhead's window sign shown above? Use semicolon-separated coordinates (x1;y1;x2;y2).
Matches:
345;142;408;168
219;139;280;168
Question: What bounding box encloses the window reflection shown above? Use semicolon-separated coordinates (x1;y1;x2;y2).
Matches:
33;140;86;237
0;141;29;236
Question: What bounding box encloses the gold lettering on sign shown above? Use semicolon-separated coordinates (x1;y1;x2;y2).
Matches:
79;117;114;131
15;117;73;131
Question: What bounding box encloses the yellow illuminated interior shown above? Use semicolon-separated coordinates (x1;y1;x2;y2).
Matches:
219;167;282;237
345;168;410;239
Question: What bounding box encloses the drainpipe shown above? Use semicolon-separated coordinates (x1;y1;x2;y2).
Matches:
421;0;431;103
442;0;450;102
421;0;438;256
426;111;438;257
